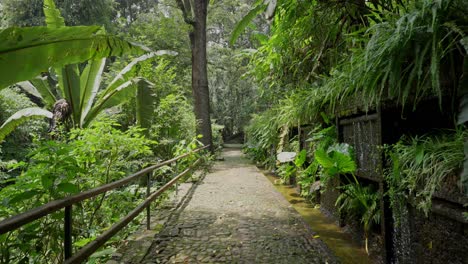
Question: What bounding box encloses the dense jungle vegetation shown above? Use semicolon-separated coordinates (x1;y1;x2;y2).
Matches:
0;0;467;262
239;0;468;257
0;0;259;262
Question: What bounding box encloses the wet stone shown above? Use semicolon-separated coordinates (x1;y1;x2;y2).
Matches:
119;148;338;264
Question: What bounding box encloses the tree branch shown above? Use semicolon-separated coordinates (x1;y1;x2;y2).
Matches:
175;0;195;25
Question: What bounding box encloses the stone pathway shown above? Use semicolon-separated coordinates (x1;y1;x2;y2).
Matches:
116;146;337;263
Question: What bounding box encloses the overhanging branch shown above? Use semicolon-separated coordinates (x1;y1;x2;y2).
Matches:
175;0;195;25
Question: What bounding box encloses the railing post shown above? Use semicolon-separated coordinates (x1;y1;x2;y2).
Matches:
64;205;72;260
146;173;151;230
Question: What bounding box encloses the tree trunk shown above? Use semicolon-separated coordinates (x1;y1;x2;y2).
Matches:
190;0;213;151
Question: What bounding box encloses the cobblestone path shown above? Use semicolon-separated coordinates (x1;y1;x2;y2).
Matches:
132;146;336;263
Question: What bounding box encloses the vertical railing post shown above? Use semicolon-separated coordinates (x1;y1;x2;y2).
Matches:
146;173;151;230
64;205;72;260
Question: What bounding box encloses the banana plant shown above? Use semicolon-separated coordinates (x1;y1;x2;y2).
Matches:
0;0;175;142
0;3;149;89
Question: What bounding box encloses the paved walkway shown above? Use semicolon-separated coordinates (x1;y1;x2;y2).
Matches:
115;146;337;263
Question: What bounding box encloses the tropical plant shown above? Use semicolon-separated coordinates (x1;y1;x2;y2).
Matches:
386;129;466;215
330;0;468;110
0;87;48;159
277;163;296;184
0;0;177;142
315;143;357;187
0;119;155;263
335;175;381;255
244;108;281;168
297;162;320;199
0;17;148;89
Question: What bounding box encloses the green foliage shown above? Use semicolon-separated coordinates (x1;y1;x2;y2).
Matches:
0;87;48;162
230;2;266;46
135;78;156;135
0;0;45;27
43;0;64;28
385;129;466;215
0;26;148;89
0;0;162;141
128;3;192;75
336;174;381;254
209;47;258;137
113;56;197;159
151;93;196;152
211;121;225;150
0;107;52;142
327;0;468;110
245;0;467;134
244;109;280;168
277;163;296;184
0;119;154;263
315;143;357;186
1;0;118;29
294;149;307;168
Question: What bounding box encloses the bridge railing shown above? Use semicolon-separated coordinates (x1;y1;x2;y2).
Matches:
0;145;210;263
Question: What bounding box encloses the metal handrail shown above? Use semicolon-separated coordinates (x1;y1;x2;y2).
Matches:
0;145;210;263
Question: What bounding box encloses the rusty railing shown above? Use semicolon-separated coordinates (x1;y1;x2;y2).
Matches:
0;145;210;263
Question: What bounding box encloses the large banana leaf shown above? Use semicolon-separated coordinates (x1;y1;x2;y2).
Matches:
136;79;156;135
0;26;149;89
82;79;138;128
17;76;57;108
0;107;53;142
16;81;43;100
58;65;81;127
30;76;57;107
103;51;176;98
79;58;106;126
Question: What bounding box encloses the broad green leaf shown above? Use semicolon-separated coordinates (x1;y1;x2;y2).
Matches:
41;174;54;189
315;149;333;168
83;79;136;127
294;149;307;168
44;0;65;28
16;81;43;99
58;65;81;126
326;167;339;177
104;50;176;98
0;26;149;88
79;58;106;126
332;151;357;173
0;107;53;142
74;237;95;247
136;78;156;135
29;75;57;107
57;182;80;194
9;190;41;204
230;4;267;46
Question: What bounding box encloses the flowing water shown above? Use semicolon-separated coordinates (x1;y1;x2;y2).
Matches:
262;172;371;264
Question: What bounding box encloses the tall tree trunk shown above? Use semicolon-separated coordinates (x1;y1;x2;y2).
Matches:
190;1;213;150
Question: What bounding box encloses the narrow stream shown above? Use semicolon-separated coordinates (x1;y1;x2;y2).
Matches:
262;172;371;264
